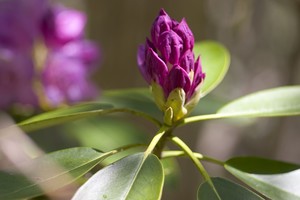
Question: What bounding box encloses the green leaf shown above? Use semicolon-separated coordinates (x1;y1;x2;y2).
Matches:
198;177;263;200
65;117;148;164
218;85;300;117
225;157;300;200
0;147;114;200
72;153;164;200
101;88;162;118
19;103;113;132
193;41;230;97
183;86;300;124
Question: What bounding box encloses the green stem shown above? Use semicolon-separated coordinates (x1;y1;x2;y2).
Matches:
161;150;224;166
170;136;221;200
144;126;171;159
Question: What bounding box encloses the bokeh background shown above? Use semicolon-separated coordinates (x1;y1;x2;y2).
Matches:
4;0;300;199
58;0;300;199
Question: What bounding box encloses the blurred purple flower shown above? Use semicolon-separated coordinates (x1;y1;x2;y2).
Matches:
40;5;100;107
0;0;47;51
42;51;97;106
137;9;205;124
58;40;100;67
0;48;37;109
41;5;86;47
0;0;100;111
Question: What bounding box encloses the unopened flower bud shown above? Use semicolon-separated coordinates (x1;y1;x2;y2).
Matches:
137;9;205;125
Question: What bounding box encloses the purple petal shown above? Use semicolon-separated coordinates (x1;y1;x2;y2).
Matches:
173;19;194;51
137;44;151;83
146;48;168;86
188;56;205;98
158;30;183;64
150;9;172;47
179;49;194;72
167;65;191;96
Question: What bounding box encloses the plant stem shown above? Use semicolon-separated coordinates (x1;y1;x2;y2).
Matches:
144;126;171;159
161;150;224;166
170;136;221;200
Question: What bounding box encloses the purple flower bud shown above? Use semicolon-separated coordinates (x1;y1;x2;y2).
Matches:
41;5;86;47
137;9;205;123
0;48;37;109
42;52;98;106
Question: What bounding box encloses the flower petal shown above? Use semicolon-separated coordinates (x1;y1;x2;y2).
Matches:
158;30;183;64
150;9;172;47
146;48;168;86
173;18;194;51
167;65;191;95
179;49;194;72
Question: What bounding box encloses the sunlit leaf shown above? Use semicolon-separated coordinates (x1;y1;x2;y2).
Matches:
72;153;164;200
194;41;230;97
225;157;300;200
198;177;263;200
218;85;300;117
0;147;113;200
18;103;113;132
183;86;300;124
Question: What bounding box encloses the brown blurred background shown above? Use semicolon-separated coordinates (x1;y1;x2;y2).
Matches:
59;0;300;199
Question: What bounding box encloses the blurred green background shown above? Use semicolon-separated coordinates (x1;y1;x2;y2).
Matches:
40;0;300;199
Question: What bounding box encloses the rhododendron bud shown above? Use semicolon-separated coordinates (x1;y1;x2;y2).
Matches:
137;9;205;125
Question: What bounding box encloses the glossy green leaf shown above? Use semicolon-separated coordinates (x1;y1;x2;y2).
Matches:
183;86;300;124
198;177;263;200
225;157;300;200
72;153;164;200
194;41;230;97
218;85;300;117
0;147;114;200
19;103;113;132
